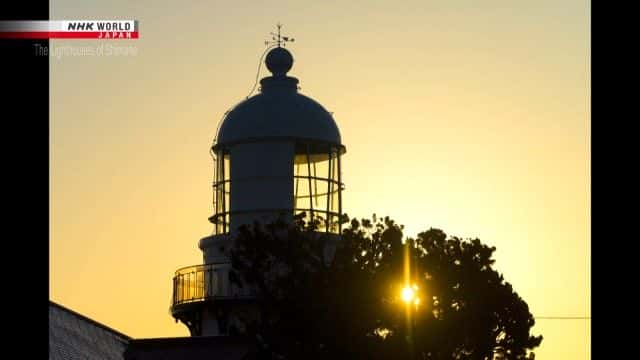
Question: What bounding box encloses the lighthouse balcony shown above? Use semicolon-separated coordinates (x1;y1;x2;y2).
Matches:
170;262;254;316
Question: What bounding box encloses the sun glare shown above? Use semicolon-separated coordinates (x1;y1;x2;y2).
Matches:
401;285;416;303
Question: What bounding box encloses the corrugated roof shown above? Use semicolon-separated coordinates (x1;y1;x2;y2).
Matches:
49;301;130;360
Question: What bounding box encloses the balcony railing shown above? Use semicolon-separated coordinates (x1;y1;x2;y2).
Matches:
171;263;254;308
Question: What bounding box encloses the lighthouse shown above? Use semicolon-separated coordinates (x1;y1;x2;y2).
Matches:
170;30;346;336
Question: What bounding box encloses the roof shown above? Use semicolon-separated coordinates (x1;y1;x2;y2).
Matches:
124;336;254;360
49;301;255;359
215;47;343;148
49;301;130;360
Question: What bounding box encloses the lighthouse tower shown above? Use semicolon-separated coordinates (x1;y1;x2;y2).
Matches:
170;33;346;336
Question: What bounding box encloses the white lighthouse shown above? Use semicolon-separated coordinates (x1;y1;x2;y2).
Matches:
170;34;346;336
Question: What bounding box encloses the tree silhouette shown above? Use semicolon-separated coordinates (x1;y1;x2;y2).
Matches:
230;214;542;359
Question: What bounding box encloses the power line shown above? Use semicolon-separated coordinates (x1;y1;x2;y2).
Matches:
534;316;590;320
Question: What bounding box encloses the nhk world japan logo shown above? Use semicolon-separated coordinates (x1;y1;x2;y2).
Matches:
0;20;139;39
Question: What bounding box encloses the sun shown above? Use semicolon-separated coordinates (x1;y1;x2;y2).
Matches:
401;285;416;303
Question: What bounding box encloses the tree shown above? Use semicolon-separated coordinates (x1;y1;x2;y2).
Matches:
230;214;542;359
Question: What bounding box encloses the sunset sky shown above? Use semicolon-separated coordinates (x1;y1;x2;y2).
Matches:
50;1;590;358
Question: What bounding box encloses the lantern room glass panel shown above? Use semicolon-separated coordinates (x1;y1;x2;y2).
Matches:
293;143;343;234
211;150;230;234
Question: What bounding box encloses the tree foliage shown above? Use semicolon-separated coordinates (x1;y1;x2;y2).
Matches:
230;214;542;359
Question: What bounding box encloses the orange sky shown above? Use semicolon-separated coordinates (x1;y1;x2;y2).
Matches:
50;1;590;358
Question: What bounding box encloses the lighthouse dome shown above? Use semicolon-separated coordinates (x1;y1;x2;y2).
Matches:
215;47;342;149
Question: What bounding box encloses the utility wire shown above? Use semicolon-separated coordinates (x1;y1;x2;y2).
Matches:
534;316;590;320
207;45;278;234
210;44;277;150
246;44;277;99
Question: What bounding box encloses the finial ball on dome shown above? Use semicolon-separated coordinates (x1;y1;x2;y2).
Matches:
265;47;293;76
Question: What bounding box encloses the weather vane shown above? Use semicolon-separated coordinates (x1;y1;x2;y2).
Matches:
265;23;294;47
